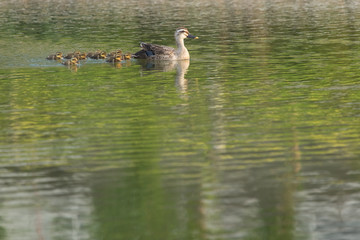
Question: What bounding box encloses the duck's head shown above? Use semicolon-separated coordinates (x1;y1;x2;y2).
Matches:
115;54;122;61
123;53;131;60
175;27;198;40
56;52;63;58
71;57;78;64
100;51;107;58
76;53;86;60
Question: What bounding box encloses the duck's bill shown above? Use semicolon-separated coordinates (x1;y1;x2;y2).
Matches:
187;34;198;39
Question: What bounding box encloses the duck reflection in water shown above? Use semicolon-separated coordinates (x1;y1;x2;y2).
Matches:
137;59;190;92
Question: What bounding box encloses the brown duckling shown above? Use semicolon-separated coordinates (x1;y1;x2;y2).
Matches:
106;54;122;63
64;51;80;59
46;52;63;60
87;50;107;59
96;51;107;59
122;53;132;60
62;57;79;66
64;51;87;60
75;52;87;60
86;51;97;58
107;49;123;58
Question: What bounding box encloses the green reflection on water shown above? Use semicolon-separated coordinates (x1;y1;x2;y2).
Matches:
0;0;360;240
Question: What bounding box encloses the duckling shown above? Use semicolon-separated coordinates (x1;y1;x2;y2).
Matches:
75;52;87;60
96;51;107;59
64;51;80;59
107;49;123;58
64;51;87;60
62;57;79;66
86;51;96;58
46;52;63;60
106;54;122;63
122;53;132;60
87;50;107;59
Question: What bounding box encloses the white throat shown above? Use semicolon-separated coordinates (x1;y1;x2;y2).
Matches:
175;36;190;60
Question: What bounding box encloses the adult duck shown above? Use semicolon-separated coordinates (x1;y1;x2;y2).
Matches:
133;27;198;60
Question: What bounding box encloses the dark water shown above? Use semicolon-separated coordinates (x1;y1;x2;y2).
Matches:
0;0;360;239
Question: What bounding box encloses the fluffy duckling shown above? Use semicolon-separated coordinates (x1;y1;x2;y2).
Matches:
86;51;98;58
64;51;80;59
76;52;87;60
46;52;63;60
107;49;123;58
62;57;79;66
87;50;107;59
96;51;107;59
106;54;122;63
64;51;87;60
122;53;131;60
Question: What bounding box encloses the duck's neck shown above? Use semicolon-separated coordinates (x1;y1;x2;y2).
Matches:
175;37;190;60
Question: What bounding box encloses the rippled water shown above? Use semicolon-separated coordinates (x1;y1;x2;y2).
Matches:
0;0;360;240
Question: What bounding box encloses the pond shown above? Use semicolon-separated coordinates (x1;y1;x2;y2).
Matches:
0;0;360;239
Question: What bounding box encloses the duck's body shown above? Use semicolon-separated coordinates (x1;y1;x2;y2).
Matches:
133;28;197;60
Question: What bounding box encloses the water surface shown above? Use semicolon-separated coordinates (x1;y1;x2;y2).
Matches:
0;1;360;240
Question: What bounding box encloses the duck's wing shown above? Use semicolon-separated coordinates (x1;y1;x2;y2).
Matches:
133;42;175;59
